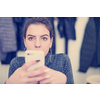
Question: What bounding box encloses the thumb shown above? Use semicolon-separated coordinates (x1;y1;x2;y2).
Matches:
22;60;40;70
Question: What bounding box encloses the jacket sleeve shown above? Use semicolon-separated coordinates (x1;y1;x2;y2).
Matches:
8;57;18;78
63;54;74;84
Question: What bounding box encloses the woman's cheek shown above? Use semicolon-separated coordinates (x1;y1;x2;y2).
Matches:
26;44;34;50
27;41;35;49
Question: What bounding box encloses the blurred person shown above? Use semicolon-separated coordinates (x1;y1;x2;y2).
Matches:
5;17;74;84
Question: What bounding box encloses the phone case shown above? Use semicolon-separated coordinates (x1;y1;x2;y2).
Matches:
25;50;45;71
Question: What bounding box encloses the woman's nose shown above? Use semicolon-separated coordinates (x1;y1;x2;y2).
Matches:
35;39;41;48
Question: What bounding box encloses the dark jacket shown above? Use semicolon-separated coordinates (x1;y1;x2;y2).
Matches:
79;17;100;73
0;17;17;61
57;17;76;54
57;17;76;40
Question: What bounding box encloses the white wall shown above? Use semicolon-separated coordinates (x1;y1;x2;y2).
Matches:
68;17;89;70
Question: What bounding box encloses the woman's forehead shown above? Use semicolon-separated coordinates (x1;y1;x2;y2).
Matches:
26;24;50;36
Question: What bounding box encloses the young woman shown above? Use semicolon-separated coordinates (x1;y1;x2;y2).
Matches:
5;17;74;84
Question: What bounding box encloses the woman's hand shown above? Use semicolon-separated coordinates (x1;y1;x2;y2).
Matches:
6;60;47;84
39;66;67;84
6;61;67;84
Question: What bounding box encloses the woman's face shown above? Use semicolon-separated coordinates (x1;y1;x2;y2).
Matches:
24;24;53;56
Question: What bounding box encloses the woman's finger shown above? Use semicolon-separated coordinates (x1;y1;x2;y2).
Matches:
39;76;53;84
24;76;44;83
25;66;50;77
22;60;39;70
24;72;51;83
25;67;45;77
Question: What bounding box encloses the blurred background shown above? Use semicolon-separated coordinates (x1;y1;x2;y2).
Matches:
0;17;100;84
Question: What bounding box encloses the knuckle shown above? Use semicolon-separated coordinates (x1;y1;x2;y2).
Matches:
30;71;34;76
49;78;52;82
20;79;25;84
33;71;37;76
33;78;37;82
32;72;35;76
50;77;54;82
32;70;40;76
34;77;41;81
19;74;23;79
19;73;24;78
34;78;38;81
39;81;43;84
29;72;35;77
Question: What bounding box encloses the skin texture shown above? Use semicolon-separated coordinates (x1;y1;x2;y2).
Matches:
6;24;67;84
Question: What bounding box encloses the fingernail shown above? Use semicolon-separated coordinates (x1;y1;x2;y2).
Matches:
36;60;40;62
44;69;50;72
45;75;50;78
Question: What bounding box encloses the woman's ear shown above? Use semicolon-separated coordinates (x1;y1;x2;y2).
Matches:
50;37;53;48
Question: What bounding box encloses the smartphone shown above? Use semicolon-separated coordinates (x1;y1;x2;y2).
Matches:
25;50;45;71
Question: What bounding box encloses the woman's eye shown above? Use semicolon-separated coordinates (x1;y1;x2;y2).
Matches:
42;37;48;41
28;37;34;41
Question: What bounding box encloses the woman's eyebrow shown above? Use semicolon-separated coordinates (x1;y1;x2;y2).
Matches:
27;34;49;37
40;34;49;37
27;34;36;37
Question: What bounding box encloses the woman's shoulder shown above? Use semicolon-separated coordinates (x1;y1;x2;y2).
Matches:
8;57;25;78
52;53;71;66
52;53;70;61
10;57;25;66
